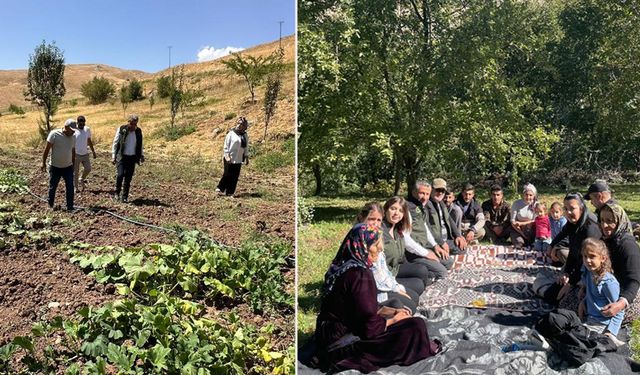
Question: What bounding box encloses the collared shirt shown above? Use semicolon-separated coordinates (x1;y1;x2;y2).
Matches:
371;252;406;303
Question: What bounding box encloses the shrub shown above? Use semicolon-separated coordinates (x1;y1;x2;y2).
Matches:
81;76;115;104
128;79;144;101
69;98;78;106
224;112;236;121
7;104;25;115
297;196;314;226
156;76;171;98
154;124;197;141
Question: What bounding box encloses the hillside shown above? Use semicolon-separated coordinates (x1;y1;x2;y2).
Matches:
0;35;295;156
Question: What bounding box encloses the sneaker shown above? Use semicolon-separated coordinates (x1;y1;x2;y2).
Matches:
215;188;224;195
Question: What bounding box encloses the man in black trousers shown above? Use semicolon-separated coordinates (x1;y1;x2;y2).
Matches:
111;114;144;203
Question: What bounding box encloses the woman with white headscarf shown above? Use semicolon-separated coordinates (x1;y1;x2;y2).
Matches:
510;183;538;247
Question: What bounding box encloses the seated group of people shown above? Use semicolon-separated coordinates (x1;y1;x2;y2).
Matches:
309;178;640;373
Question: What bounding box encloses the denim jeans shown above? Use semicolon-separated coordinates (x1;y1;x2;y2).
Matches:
48;165;74;210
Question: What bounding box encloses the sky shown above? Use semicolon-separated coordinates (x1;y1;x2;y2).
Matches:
0;0;295;72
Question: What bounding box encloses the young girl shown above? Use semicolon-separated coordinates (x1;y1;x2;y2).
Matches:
533;202;551;252
578;238;625;345
356;202;420;314
548;202;567;240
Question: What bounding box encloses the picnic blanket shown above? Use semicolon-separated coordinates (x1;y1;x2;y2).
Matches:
298;245;640;374
420;244;557;311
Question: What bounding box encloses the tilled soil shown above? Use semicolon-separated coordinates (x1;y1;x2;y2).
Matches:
0;147;295;347
0;246;115;344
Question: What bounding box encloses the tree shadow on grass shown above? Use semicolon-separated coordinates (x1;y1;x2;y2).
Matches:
313;206;359;223
298;281;323;313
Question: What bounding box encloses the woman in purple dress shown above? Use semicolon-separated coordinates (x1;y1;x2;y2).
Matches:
314;223;441;373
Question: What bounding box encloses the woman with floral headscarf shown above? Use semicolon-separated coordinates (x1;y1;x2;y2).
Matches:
313;223;441;373
510;183;538;247
599;202;640;324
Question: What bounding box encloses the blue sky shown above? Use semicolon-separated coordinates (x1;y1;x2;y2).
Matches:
0;0;295;72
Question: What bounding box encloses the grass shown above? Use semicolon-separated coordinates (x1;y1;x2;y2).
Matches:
297;185;640;353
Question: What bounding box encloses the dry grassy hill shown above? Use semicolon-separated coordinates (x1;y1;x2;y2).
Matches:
0;35;295;157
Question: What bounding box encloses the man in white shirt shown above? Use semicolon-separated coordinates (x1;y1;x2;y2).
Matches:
42;120;76;211
111;114;144;203
73;115;97;193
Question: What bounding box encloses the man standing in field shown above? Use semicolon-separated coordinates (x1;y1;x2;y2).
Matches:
73;115;97;193
42;119;76;211
112;114;144;203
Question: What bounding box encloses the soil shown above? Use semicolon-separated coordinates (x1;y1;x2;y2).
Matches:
0;148;295;350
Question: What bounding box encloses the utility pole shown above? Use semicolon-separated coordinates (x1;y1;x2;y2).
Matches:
278;21;284;49
168;45;172;68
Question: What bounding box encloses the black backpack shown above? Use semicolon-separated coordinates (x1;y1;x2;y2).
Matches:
534;309;617;367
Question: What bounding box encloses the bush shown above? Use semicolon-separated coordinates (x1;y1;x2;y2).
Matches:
7;104;25;115
156;76;171;98
297;196;315;226
154;124;197;141
224;112;236;121
69;98;78;106
128;79;144;101
81;76;115;104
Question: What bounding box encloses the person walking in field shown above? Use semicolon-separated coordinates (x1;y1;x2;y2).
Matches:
216;117;249;197
42;119;76;211
73;115;97;193
112;114;144;203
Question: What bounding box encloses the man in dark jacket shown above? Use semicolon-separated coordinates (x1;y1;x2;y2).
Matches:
454;183;485;244
429;178;467;254
482;184;511;244
406;181;454;280
111;114;144;203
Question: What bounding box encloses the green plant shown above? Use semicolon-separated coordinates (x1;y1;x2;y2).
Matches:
80;76;115;105
24;40;65;139
65;230;293;314
155;124;197;141
0;169;28;194
127;79;144;101
69;98;78;106
7;104;25;115
224;112;236;121
156;76;171;99
297;196;314;227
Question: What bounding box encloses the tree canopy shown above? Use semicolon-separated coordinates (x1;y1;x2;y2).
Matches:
299;0;640;195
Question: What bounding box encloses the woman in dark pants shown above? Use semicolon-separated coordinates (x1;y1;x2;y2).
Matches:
313;223;441;373
216;117;249;197
381;196;433;297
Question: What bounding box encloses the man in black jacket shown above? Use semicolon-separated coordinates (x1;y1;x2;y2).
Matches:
111;114;144;203
429;178;467;254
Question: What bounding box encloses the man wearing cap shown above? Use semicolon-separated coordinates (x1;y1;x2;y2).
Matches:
482;184;511;244
73;115;97;193
112;114;144;203
585;180;632;232
455;183;486;244
42;119;76;211
429;178;468;254
406;180;454;280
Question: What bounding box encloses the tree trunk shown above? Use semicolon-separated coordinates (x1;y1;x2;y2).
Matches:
312;163;322;196
393;150;402;196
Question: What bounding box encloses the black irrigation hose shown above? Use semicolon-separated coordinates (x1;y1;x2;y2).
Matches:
24;187;296;267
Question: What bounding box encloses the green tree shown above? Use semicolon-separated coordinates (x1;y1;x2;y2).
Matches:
80;76;115;104
119;83;132;115
128;79;144;101
222;52;279;103
24;41;66;139
156;76;172;98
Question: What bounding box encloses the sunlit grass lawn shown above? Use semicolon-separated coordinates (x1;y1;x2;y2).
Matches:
297;185;640;358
